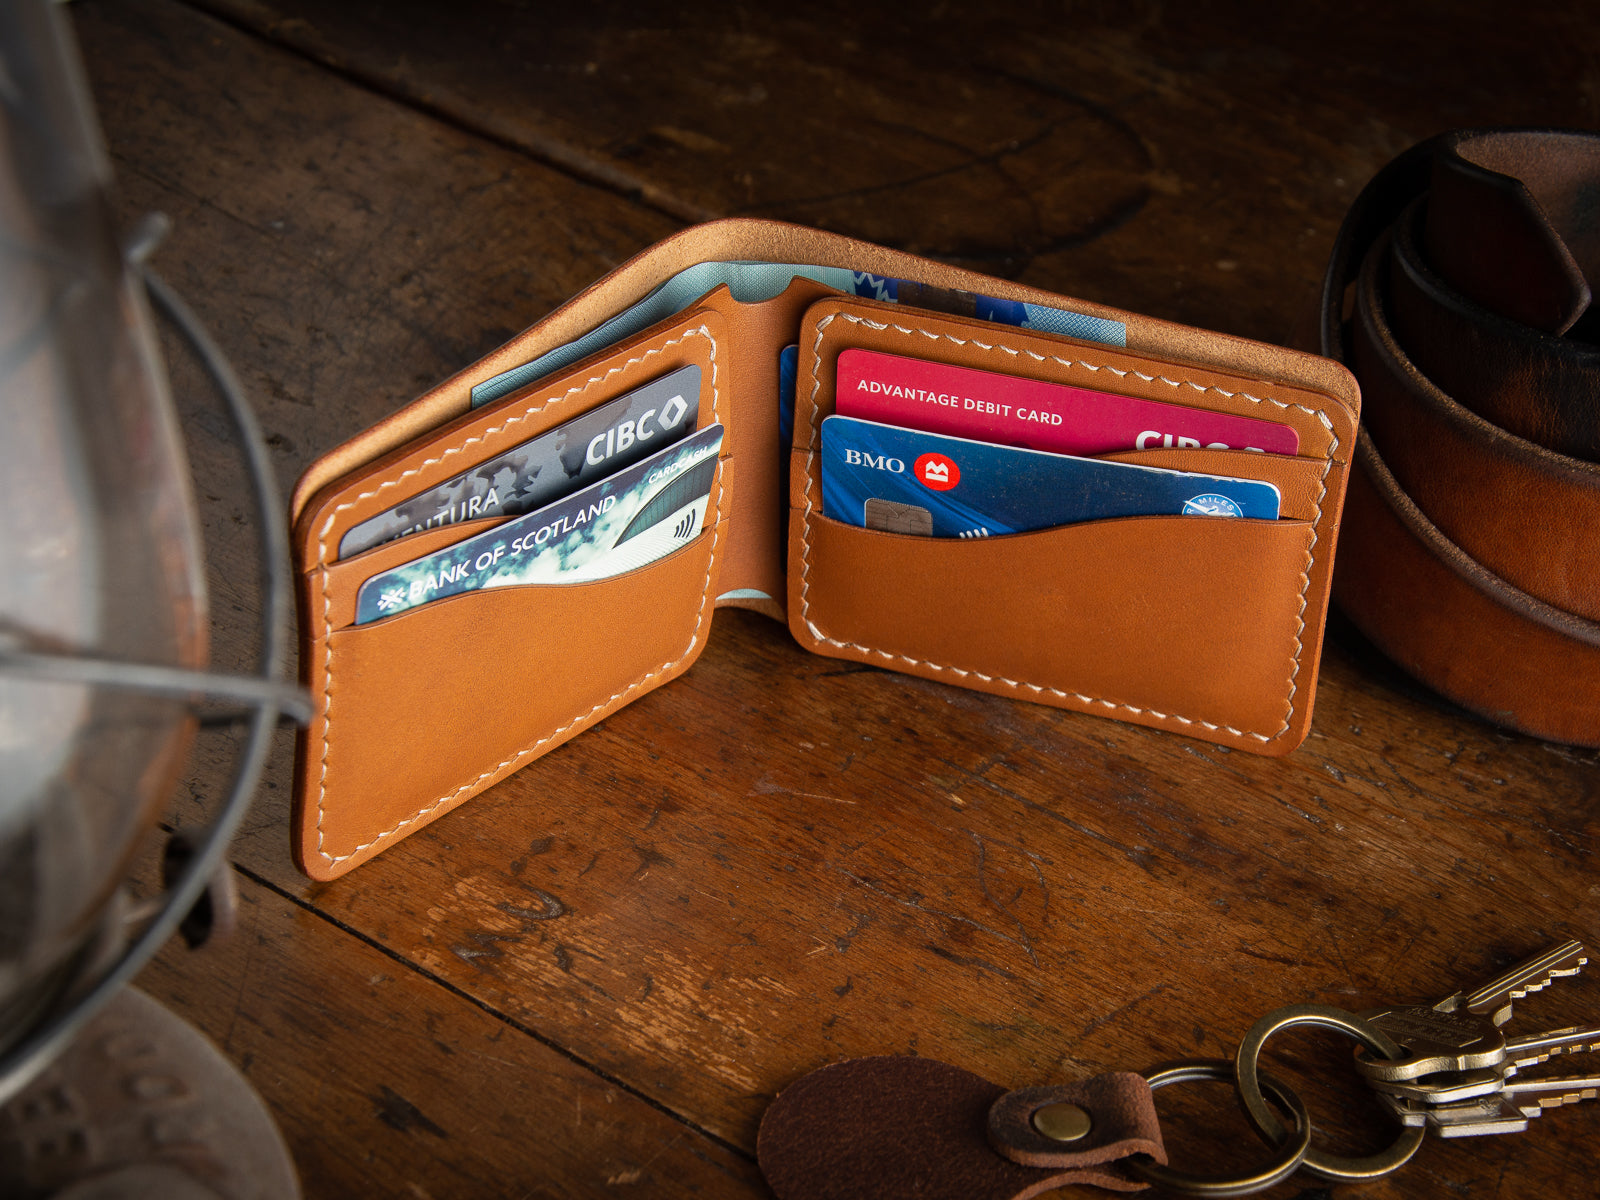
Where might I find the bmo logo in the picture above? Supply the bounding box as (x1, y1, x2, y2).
(914, 452, 960, 491)
(843, 449, 906, 473)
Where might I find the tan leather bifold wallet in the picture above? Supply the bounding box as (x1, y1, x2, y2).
(289, 220, 1360, 880)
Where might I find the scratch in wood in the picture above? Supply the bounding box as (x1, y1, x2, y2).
(749, 775, 857, 804)
(551, 942, 616, 1000)
(970, 831, 1041, 967)
(1324, 923, 1356, 986)
(1542, 742, 1600, 767)
(836, 825, 892, 860)
(639, 1129, 685, 1171)
(967, 752, 1003, 777)
(451, 1046, 524, 1071)
(376, 1085, 447, 1137)
(1276, 797, 1326, 828)
(629, 839, 673, 879)
(222, 898, 262, 1053)
(832, 908, 874, 953)
(553, 941, 605, 970)
(1235, 943, 1307, 968)
(837, 868, 1036, 959)
(968, 1017, 1029, 1035)
(1079, 983, 1167, 1040)
(976, 776, 1161, 872)
(497, 888, 568, 926)
(924, 944, 1016, 980)
(451, 931, 518, 969)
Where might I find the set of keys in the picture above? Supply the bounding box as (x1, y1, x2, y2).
(1355, 939, 1600, 1137)
(758, 938, 1599, 1199)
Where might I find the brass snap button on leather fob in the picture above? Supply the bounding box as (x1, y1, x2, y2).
(1031, 1102, 1093, 1143)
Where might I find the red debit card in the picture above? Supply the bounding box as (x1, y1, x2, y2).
(835, 348, 1300, 457)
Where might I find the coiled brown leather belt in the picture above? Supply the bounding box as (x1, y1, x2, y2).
(1321, 130, 1600, 746)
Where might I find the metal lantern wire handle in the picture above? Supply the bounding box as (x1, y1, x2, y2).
(0, 245, 310, 1104)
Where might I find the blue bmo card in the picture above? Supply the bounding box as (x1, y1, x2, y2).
(778, 343, 799, 448)
(819, 416, 1280, 537)
(356, 423, 724, 623)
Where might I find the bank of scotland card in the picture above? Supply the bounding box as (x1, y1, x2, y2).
(356, 423, 724, 623)
(837, 348, 1299, 457)
(339, 364, 701, 559)
(820, 416, 1279, 537)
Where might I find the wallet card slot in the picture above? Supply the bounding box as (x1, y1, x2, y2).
(316, 434, 731, 633)
(312, 515, 512, 630)
(297, 309, 727, 573)
(297, 519, 728, 879)
(791, 513, 1319, 750)
(793, 297, 1352, 462)
(326, 524, 719, 635)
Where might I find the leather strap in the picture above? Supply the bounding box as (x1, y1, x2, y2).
(1322, 130, 1600, 745)
(1388, 199, 1600, 461)
(1423, 132, 1599, 334)
(756, 1056, 1166, 1199)
(1351, 231, 1600, 620)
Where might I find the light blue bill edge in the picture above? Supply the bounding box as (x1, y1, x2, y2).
(469, 261, 1128, 408)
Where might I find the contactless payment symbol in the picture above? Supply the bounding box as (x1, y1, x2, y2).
(914, 452, 960, 491)
(1182, 493, 1245, 517)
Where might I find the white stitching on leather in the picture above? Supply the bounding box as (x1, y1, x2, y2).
(311, 327, 723, 866)
(797, 311, 1337, 745)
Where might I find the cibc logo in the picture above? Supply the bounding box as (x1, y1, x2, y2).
(914, 452, 960, 491)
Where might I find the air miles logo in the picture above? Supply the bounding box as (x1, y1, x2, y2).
(914, 452, 960, 491)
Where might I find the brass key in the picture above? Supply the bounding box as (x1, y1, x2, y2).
(1355, 941, 1588, 1083)
(1369, 1023, 1600, 1118)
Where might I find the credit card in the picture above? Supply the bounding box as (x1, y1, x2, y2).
(820, 416, 1280, 538)
(470, 261, 1127, 407)
(340, 364, 701, 559)
(836, 348, 1300, 457)
(355, 423, 724, 624)
(778, 343, 799, 448)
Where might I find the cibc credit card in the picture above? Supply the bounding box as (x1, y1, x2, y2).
(339, 364, 701, 559)
(836, 348, 1299, 457)
(355, 423, 724, 623)
(820, 416, 1280, 538)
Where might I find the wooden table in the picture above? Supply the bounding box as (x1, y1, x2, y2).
(73, 1, 1600, 1195)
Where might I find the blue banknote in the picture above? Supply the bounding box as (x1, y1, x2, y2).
(471, 261, 1126, 408)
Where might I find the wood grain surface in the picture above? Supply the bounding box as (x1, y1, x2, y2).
(66, 0, 1600, 1196)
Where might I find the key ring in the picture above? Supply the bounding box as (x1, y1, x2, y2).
(1234, 1003, 1426, 1181)
(1122, 1059, 1312, 1197)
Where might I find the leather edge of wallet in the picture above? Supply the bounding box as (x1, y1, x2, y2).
(289, 218, 1360, 525)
